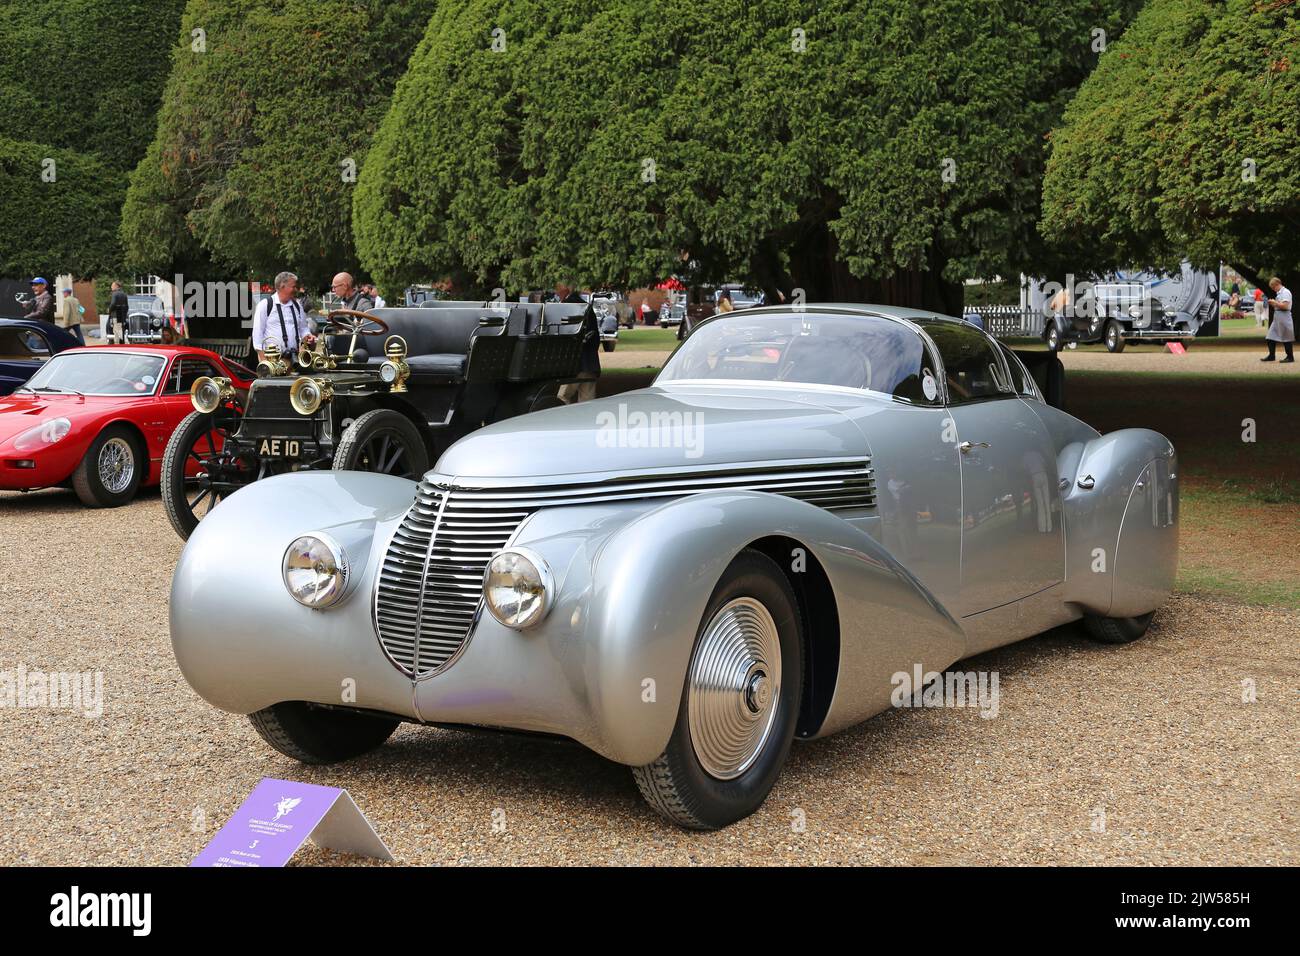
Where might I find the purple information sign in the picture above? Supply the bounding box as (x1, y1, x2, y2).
(191, 778, 393, 867)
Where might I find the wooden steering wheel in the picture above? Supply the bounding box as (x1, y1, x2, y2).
(321, 309, 389, 337)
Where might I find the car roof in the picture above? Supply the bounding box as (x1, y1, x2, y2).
(735, 302, 965, 325)
(54, 344, 224, 361)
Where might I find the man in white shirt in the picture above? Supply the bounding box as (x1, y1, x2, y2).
(365, 283, 387, 309)
(1262, 276, 1294, 363)
(252, 271, 314, 362)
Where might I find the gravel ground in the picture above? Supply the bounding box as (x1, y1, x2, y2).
(1, 486, 1295, 866)
(600, 348, 672, 370)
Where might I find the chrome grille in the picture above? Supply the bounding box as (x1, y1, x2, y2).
(240, 382, 315, 438)
(374, 458, 873, 679)
(375, 484, 528, 678)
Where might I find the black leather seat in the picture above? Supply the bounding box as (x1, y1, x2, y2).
(326, 307, 494, 378)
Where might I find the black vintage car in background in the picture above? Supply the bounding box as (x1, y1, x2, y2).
(160, 300, 593, 538)
(1044, 282, 1201, 353)
(122, 294, 171, 343)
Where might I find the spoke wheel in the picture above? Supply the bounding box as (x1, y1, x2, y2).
(332, 408, 429, 480)
(98, 438, 135, 494)
(162, 410, 248, 540)
(73, 425, 144, 508)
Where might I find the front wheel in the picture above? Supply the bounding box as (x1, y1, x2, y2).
(72, 425, 144, 507)
(602, 340, 616, 352)
(332, 408, 429, 479)
(1082, 611, 1154, 644)
(632, 549, 803, 830)
(1104, 320, 1126, 353)
(162, 409, 247, 540)
(249, 702, 398, 764)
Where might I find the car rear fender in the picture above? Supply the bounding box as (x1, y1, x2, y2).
(1061, 429, 1178, 616)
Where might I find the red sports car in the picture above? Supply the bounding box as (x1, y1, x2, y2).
(0, 345, 252, 507)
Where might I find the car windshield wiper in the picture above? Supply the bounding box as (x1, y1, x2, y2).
(29, 385, 85, 397)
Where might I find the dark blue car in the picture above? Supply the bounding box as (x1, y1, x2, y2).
(0, 318, 83, 395)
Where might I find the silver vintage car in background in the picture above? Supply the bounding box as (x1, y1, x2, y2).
(170, 304, 1179, 829)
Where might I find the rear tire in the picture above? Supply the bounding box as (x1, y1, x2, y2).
(602, 341, 616, 352)
(1082, 612, 1154, 644)
(248, 702, 398, 764)
(332, 408, 429, 479)
(72, 425, 143, 507)
(632, 549, 803, 830)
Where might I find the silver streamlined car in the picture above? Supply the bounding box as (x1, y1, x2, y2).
(170, 304, 1179, 830)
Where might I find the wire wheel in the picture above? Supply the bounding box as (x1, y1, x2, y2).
(687, 596, 782, 780)
(98, 437, 135, 494)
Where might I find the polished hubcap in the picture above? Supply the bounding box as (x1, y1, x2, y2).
(98, 438, 134, 494)
(688, 596, 782, 780)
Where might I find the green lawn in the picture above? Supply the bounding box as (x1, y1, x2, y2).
(1067, 370, 1300, 609)
(616, 326, 680, 351)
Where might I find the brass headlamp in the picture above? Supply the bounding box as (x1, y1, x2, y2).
(379, 335, 410, 393)
(257, 342, 291, 378)
(288, 376, 334, 415)
(190, 376, 234, 414)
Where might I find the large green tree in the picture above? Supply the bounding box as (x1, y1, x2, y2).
(0, 138, 125, 277)
(354, 0, 1140, 309)
(0, 0, 186, 276)
(1041, 0, 1300, 291)
(120, 0, 438, 287)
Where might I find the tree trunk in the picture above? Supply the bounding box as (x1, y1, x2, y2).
(778, 220, 962, 314)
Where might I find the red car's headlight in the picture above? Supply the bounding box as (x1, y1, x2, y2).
(10, 417, 72, 453)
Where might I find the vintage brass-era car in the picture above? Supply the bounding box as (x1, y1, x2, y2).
(171, 304, 1179, 829)
(160, 302, 591, 538)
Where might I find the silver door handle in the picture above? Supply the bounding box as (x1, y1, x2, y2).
(958, 441, 991, 454)
(1077, 475, 1096, 490)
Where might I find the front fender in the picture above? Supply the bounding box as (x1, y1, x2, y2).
(169, 471, 420, 717)
(581, 491, 966, 765)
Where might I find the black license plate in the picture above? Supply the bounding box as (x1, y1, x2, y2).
(257, 438, 305, 459)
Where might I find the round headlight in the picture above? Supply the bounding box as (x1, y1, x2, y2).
(483, 548, 553, 629)
(11, 417, 72, 453)
(190, 376, 227, 414)
(282, 534, 349, 608)
(378, 361, 399, 384)
(1127, 305, 1143, 319)
(288, 376, 330, 415)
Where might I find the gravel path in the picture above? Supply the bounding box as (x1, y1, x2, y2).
(2, 487, 1294, 865)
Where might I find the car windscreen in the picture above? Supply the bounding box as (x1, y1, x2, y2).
(128, 296, 162, 312)
(19, 352, 166, 396)
(657, 313, 931, 402)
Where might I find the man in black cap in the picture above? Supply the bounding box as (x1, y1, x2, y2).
(22, 278, 55, 325)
